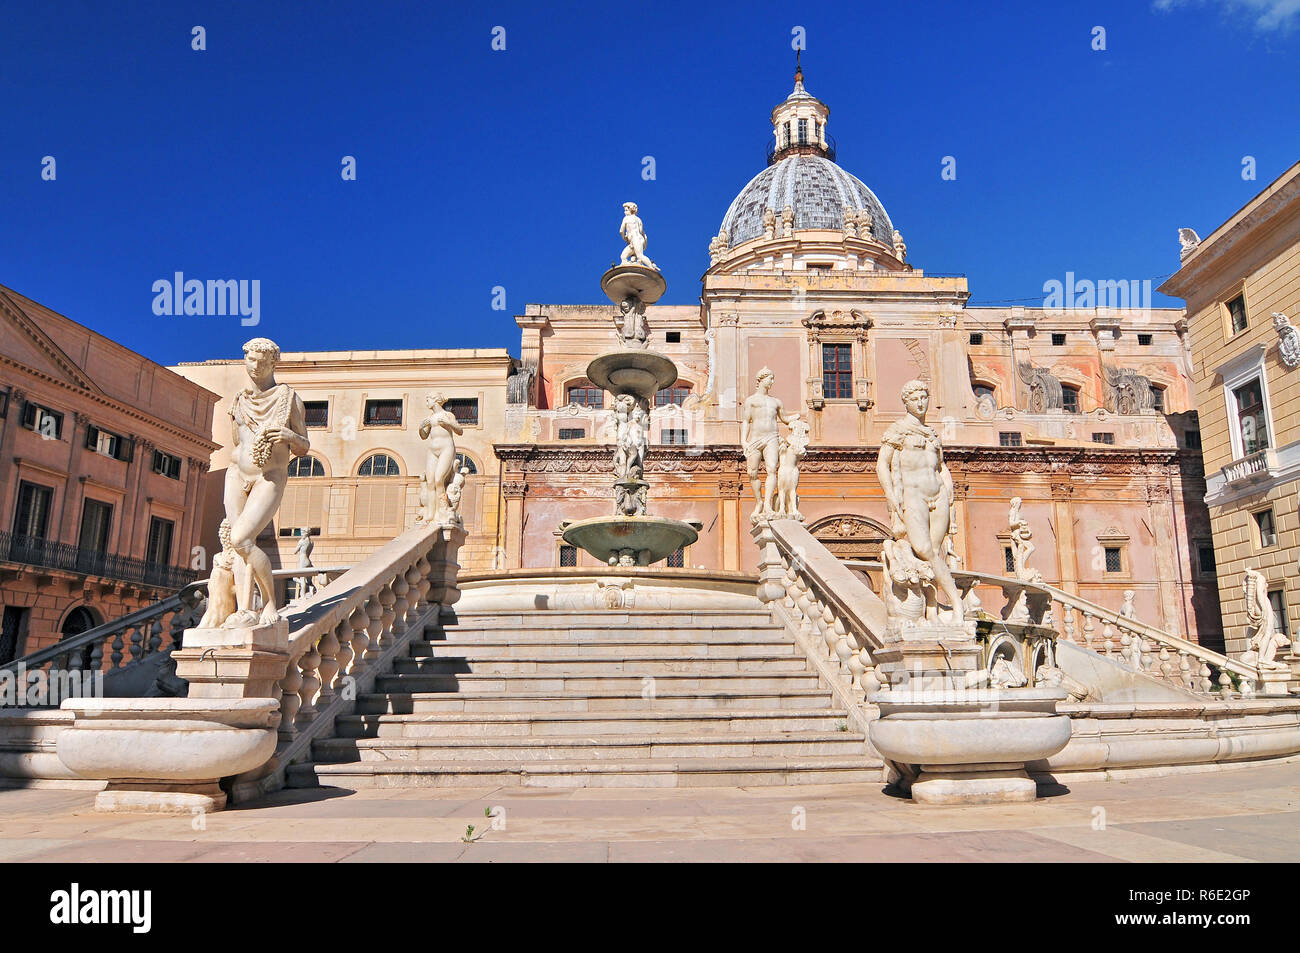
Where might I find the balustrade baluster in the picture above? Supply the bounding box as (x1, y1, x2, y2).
(1177, 651, 1193, 691)
(316, 623, 342, 709)
(1062, 605, 1076, 643)
(1199, 662, 1213, 693)
(364, 595, 385, 663)
(377, 583, 397, 648)
(391, 573, 410, 637)
(821, 605, 837, 660)
(89, 639, 104, 675)
(404, 563, 423, 623)
(147, 619, 163, 656)
(110, 631, 124, 669)
(1218, 669, 1234, 695)
(1081, 613, 1096, 648)
(413, 555, 432, 608)
(128, 625, 143, 663)
(1158, 646, 1173, 681)
(296, 639, 322, 726)
(278, 664, 303, 739)
(348, 604, 371, 676)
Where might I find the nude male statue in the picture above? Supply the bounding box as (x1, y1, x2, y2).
(619, 202, 656, 269)
(741, 367, 794, 523)
(876, 379, 964, 624)
(219, 337, 310, 626)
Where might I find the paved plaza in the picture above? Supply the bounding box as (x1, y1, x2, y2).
(1, 760, 1296, 863)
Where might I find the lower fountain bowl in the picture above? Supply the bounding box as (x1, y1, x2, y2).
(562, 515, 699, 566)
(587, 351, 678, 402)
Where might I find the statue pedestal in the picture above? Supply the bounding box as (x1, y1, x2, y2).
(175, 620, 291, 700)
(873, 620, 982, 691)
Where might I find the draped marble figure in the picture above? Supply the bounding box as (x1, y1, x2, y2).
(417, 393, 464, 525)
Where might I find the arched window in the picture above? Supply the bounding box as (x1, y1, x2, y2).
(358, 453, 401, 477)
(1061, 384, 1080, 414)
(566, 380, 604, 409)
(654, 383, 692, 407)
(973, 383, 995, 402)
(287, 455, 326, 477)
(454, 452, 478, 474)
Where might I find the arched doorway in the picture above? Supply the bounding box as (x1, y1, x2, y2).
(807, 514, 891, 591)
(59, 606, 100, 670)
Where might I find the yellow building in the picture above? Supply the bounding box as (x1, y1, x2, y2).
(1160, 161, 1300, 661)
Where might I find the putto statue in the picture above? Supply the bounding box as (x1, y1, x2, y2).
(1119, 589, 1137, 620)
(416, 393, 465, 525)
(619, 202, 656, 270)
(741, 367, 802, 523)
(1007, 497, 1042, 582)
(876, 379, 964, 625)
(202, 337, 310, 629)
(1241, 566, 1290, 671)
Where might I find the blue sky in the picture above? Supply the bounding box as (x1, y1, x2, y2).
(2, 0, 1297, 366)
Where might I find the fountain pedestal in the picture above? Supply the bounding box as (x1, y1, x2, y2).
(561, 249, 697, 567)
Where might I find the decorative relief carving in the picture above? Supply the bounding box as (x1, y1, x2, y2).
(1017, 362, 1064, 413)
(1273, 312, 1300, 369)
(1102, 365, 1157, 415)
(501, 481, 529, 499)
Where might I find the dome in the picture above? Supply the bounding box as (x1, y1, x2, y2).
(719, 154, 894, 249)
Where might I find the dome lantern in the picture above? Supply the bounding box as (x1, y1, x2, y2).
(768, 59, 832, 165)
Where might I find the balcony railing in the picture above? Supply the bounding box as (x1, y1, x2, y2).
(767, 133, 836, 166)
(1220, 448, 1276, 486)
(0, 531, 198, 590)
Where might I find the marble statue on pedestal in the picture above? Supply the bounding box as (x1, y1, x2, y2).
(742, 367, 800, 523)
(876, 379, 964, 625)
(200, 338, 310, 629)
(1241, 566, 1290, 670)
(611, 394, 650, 517)
(1119, 589, 1137, 620)
(416, 393, 464, 525)
(1007, 497, 1042, 582)
(619, 202, 656, 269)
(293, 529, 315, 599)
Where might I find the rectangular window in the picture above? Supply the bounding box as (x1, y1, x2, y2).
(79, 499, 113, 553)
(1184, 429, 1202, 450)
(1269, 590, 1289, 638)
(1062, 387, 1079, 414)
(20, 402, 63, 440)
(1104, 547, 1123, 574)
(1004, 546, 1015, 575)
(999, 431, 1022, 447)
(666, 547, 685, 568)
(1092, 432, 1115, 445)
(1255, 509, 1277, 548)
(1233, 378, 1268, 455)
(86, 425, 129, 460)
(303, 401, 329, 428)
(1197, 544, 1216, 575)
(969, 333, 984, 346)
(797, 119, 808, 143)
(783, 121, 791, 147)
(152, 449, 182, 480)
(0, 607, 29, 666)
(363, 399, 403, 426)
(567, 383, 604, 409)
(13, 481, 53, 539)
(1138, 333, 1153, 346)
(1051, 333, 1066, 346)
(662, 429, 689, 445)
(145, 517, 174, 566)
(559, 545, 577, 568)
(1150, 387, 1164, 413)
(1227, 294, 1248, 334)
(665, 331, 681, 344)
(443, 398, 479, 426)
(822, 343, 853, 399)
(557, 428, 585, 440)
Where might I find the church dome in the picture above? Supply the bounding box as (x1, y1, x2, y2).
(719, 154, 894, 249)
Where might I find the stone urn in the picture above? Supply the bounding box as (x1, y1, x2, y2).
(869, 687, 1071, 805)
(58, 697, 280, 813)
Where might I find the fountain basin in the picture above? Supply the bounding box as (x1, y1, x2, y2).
(562, 515, 699, 566)
(600, 264, 665, 305)
(587, 350, 677, 402)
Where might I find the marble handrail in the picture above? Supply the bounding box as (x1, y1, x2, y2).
(952, 569, 1265, 696)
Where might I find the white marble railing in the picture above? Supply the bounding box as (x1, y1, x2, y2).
(1220, 448, 1276, 486)
(950, 570, 1265, 697)
(229, 521, 466, 801)
(753, 520, 889, 732)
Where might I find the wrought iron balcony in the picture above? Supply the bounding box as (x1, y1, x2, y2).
(0, 531, 199, 590)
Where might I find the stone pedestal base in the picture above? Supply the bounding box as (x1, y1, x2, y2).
(1257, 667, 1292, 696)
(910, 765, 1038, 805)
(94, 780, 227, 814)
(175, 620, 290, 699)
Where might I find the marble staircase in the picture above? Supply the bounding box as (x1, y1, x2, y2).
(287, 607, 883, 789)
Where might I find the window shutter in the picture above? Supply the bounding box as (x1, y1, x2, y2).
(85, 424, 98, 450)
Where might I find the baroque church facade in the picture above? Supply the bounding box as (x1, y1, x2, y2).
(175, 70, 1223, 648)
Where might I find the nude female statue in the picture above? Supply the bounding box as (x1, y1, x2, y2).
(417, 393, 464, 523)
(876, 379, 964, 624)
(214, 337, 310, 627)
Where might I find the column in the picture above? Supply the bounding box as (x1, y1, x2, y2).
(502, 481, 527, 569)
(58, 412, 90, 544)
(1146, 480, 1183, 633)
(122, 438, 155, 560)
(718, 479, 743, 571)
(1051, 479, 1078, 595)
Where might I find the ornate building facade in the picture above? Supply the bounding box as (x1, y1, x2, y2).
(1161, 160, 1300, 659)
(0, 284, 220, 660)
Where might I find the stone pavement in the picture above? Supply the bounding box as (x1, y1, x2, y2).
(1, 761, 1298, 862)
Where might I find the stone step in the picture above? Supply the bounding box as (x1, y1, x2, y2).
(390, 654, 811, 676)
(445, 610, 775, 630)
(426, 625, 786, 643)
(334, 708, 855, 739)
(357, 687, 838, 714)
(373, 671, 825, 694)
(411, 637, 797, 657)
(286, 754, 885, 789)
(312, 731, 868, 763)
